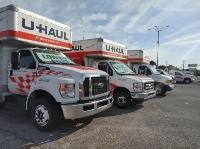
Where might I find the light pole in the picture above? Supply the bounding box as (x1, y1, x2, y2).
(148, 25, 169, 68)
(183, 60, 186, 71)
(83, 30, 85, 40)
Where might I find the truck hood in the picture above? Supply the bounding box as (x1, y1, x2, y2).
(42, 64, 108, 78)
(123, 75, 154, 83)
(152, 74, 173, 84)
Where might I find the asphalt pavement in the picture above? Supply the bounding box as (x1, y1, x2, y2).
(0, 83, 200, 149)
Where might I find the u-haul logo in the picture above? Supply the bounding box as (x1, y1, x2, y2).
(105, 44, 124, 54)
(22, 18, 69, 41)
(72, 45, 83, 51)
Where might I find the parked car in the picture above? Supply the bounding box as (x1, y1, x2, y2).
(169, 71, 195, 84)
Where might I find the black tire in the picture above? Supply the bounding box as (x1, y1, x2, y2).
(133, 98, 144, 105)
(30, 97, 61, 131)
(114, 91, 130, 108)
(184, 78, 191, 84)
(155, 84, 166, 96)
(0, 102, 5, 108)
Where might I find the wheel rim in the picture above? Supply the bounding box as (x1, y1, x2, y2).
(156, 86, 162, 95)
(34, 105, 49, 127)
(117, 95, 126, 105)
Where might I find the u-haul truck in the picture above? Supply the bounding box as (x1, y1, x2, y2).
(66, 38, 156, 108)
(127, 50, 150, 69)
(127, 50, 174, 96)
(0, 5, 112, 131)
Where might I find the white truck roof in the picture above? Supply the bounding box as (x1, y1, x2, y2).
(71, 38, 127, 60)
(127, 50, 150, 64)
(0, 4, 72, 50)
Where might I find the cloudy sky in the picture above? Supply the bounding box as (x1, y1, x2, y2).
(1, 0, 200, 68)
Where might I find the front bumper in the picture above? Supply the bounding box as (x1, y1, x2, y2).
(61, 96, 113, 119)
(165, 84, 174, 91)
(131, 90, 156, 100)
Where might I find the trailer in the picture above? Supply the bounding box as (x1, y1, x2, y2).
(0, 5, 112, 131)
(66, 38, 156, 108)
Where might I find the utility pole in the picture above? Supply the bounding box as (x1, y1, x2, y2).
(83, 30, 85, 40)
(148, 25, 169, 69)
(183, 60, 186, 71)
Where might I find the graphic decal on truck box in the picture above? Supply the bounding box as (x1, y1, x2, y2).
(9, 70, 71, 94)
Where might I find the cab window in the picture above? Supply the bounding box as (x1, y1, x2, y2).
(138, 66, 146, 75)
(175, 72, 183, 76)
(98, 62, 113, 76)
(19, 50, 36, 69)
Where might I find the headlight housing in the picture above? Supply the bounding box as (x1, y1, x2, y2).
(165, 79, 172, 85)
(133, 82, 143, 92)
(59, 83, 75, 98)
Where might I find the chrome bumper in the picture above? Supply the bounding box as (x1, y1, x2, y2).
(61, 96, 113, 120)
(131, 90, 156, 100)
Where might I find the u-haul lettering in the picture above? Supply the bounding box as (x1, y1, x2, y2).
(72, 45, 83, 51)
(22, 18, 69, 41)
(105, 44, 124, 54)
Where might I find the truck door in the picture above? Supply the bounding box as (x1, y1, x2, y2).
(9, 50, 37, 95)
(98, 62, 116, 91)
(98, 62, 113, 76)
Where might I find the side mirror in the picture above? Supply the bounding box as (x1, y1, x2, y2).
(11, 52, 20, 70)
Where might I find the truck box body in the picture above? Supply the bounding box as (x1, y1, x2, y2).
(0, 4, 72, 50)
(66, 38, 127, 65)
(127, 50, 150, 69)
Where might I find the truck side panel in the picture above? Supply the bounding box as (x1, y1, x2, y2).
(0, 45, 15, 101)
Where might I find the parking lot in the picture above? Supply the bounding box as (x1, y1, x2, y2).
(0, 82, 200, 149)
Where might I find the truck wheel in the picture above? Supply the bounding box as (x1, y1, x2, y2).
(30, 98, 61, 131)
(114, 91, 130, 108)
(184, 78, 191, 84)
(155, 84, 166, 96)
(0, 102, 4, 108)
(133, 99, 144, 105)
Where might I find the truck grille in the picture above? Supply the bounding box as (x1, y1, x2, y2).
(144, 82, 154, 91)
(83, 76, 108, 97)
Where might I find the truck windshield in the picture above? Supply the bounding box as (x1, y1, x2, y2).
(110, 61, 134, 75)
(149, 66, 160, 75)
(33, 49, 75, 65)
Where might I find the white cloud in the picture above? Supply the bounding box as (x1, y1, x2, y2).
(153, 0, 200, 12)
(82, 13, 108, 22)
(124, 0, 157, 33)
(162, 33, 200, 46)
(165, 21, 200, 39)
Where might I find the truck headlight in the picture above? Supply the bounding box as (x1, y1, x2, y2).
(165, 79, 171, 85)
(59, 83, 75, 98)
(133, 82, 143, 92)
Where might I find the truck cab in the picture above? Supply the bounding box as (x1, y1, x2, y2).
(132, 64, 174, 96)
(6, 48, 112, 131)
(92, 60, 156, 107)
